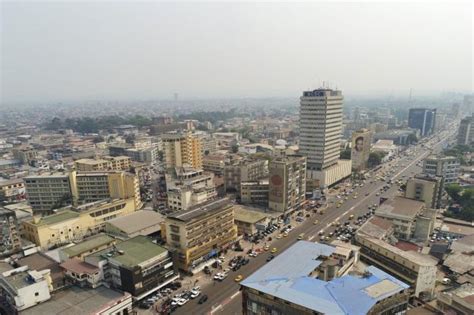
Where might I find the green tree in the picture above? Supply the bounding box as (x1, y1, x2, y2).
(231, 144, 239, 153)
(407, 133, 418, 144)
(368, 152, 386, 168)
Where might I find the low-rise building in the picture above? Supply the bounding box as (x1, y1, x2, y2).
(354, 234, 438, 297)
(85, 235, 177, 298)
(202, 154, 225, 174)
(240, 179, 269, 206)
(372, 139, 398, 162)
(74, 156, 131, 172)
(233, 206, 270, 236)
(374, 197, 435, 241)
(0, 266, 51, 312)
(105, 210, 163, 239)
(241, 241, 410, 315)
(0, 178, 25, 202)
(405, 175, 443, 209)
(59, 233, 117, 262)
(163, 198, 238, 273)
(22, 198, 137, 250)
(20, 285, 133, 315)
(437, 283, 474, 315)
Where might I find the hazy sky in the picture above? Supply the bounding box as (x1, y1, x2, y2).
(1, 1, 472, 104)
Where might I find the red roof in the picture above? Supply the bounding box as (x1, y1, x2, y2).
(60, 258, 99, 274)
(395, 241, 421, 252)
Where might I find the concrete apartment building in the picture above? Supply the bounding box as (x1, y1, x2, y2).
(268, 156, 306, 213)
(423, 155, 460, 185)
(74, 156, 131, 172)
(163, 198, 238, 273)
(241, 241, 410, 315)
(161, 131, 203, 169)
(457, 114, 474, 145)
(299, 89, 351, 189)
(0, 266, 51, 312)
(233, 206, 270, 236)
(354, 235, 438, 297)
(22, 198, 137, 249)
(24, 170, 142, 214)
(224, 158, 269, 193)
(0, 208, 22, 257)
(83, 236, 177, 298)
(405, 174, 443, 209)
(437, 283, 474, 315)
(202, 154, 225, 174)
(374, 197, 435, 241)
(58, 233, 117, 262)
(240, 179, 269, 206)
(0, 178, 25, 202)
(166, 167, 217, 211)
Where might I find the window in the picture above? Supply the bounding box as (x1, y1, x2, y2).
(35, 292, 39, 296)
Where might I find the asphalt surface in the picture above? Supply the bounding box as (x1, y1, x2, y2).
(171, 129, 455, 315)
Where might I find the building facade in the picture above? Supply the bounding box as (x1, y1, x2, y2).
(240, 179, 269, 206)
(74, 156, 131, 172)
(165, 167, 217, 211)
(299, 89, 343, 171)
(161, 132, 203, 169)
(224, 159, 269, 193)
(22, 198, 137, 249)
(408, 108, 437, 137)
(163, 198, 238, 273)
(457, 114, 474, 145)
(24, 171, 142, 215)
(405, 175, 443, 209)
(268, 156, 306, 213)
(0, 208, 22, 257)
(423, 155, 460, 185)
(354, 235, 437, 297)
(351, 128, 373, 172)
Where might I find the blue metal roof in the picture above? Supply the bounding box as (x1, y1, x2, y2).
(241, 241, 409, 315)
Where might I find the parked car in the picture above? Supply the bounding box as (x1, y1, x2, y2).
(198, 295, 208, 304)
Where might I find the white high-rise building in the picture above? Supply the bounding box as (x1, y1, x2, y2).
(300, 89, 343, 171)
(299, 89, 351, 189)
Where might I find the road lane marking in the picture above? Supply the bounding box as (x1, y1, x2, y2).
(230, 291, 240, 300)
(210, 305, 223, 314)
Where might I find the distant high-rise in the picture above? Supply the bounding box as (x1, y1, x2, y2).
(299, 88, 351, 189)
(299, 89, 343, 171)
(457, 114, 474, 145)
(408, 108, 437, 137)
(464, 94, 473, 114)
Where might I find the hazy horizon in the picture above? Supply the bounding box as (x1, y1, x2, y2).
(1, 1, 473, 104)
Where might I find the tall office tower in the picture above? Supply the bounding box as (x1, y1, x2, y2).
(452, 103, 461, 119)
(457, 114, 474, 145)
(299, 89, 351, 189)
(408, 108, 437, 137)
(161, 131, 203, 169)
(464, 94, 473, 114)
(300, 89, 343, 171)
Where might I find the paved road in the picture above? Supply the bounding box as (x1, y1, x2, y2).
(171, 129, 455, 315)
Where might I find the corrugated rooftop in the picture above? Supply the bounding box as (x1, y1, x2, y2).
(241, 241, 409, 315)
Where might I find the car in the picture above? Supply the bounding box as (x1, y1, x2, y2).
(249, 251, 258, 257)
(283, 232, 288, 237)
(349, 215, 354, 220)
(264, 245, 270, 251)
(313, 220, 319, 225)
(235, 275, 243, 282)
(139, 301, 152, 309)
(276, 234, 282, 239)
(266, 255, 274, 262)
(318, 230, 324, 236)
(198, 295, 208, 304)
(271, 247, 278, 253)
(190, 290, 200, 299)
